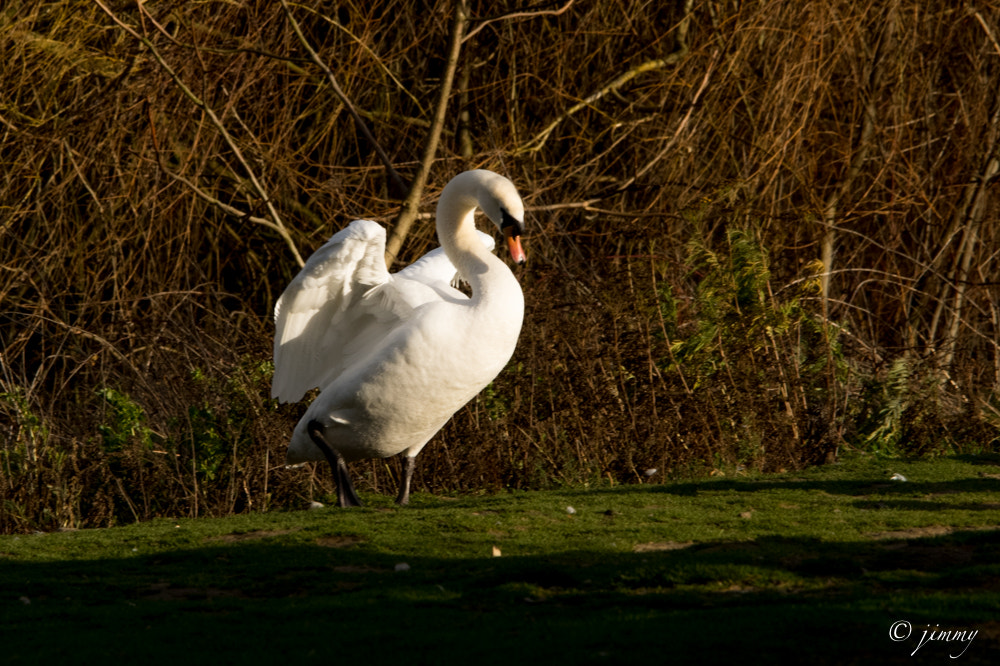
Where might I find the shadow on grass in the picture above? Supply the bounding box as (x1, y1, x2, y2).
(559, 474, 1000, 501)
(3, 528, 998, 665)
(952, 453, 1000, 467)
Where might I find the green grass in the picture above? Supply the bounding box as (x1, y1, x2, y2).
(2, 453, 999, 664)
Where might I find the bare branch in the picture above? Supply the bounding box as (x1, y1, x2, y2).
(384, 0, 469, 267)
(516, 0, 694, 155)
(820, 4, 898, 321)
(280, 0, 408, 199)
(612, 50, 719, 193)
(289, 3, 426, 113)
(463, 0, 576, 43)
(94, 0, 305, 267)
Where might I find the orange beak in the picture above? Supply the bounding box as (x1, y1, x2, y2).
(504, 226, 526, 265)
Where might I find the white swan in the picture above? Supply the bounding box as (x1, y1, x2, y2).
(272, 170, 526, 506)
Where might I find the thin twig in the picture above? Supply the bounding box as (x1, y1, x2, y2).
(974, 10, 1000, 56)
(63, 141, 104, 213)
(159, 166, 292, 238)
(463, 0, 576, 43)
(518, 58, 682, 155)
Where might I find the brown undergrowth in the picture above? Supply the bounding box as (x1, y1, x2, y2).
(1, 1, 998, 531)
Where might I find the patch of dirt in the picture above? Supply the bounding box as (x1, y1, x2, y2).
(866, 525, 1000, 540)
(868, 525, 953, 540)
(720, 584, 757, 593)
(143, 582, 245, 601)
(856, 525, 1000, 571)
(208, 529, 297, 543)
(633, 541, 695, 552)
(331, 565, 383, 573)
(316, 535, 365, 548)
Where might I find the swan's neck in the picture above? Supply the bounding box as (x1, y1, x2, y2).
(436, 177, 514, 306)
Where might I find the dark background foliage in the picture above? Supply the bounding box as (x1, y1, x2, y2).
(2, 0, 998, 531)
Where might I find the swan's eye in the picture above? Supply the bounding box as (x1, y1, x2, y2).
(500, 208, 524, 235)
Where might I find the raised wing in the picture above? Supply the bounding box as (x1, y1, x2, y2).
(272, 222, 496, 403)
(272, 219, 392, 402)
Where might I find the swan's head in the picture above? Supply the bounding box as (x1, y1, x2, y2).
(475, 171, 527, 266)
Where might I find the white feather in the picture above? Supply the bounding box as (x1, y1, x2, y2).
(272, 221, 496, 403)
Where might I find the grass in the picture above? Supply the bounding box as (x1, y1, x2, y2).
(2, 453, 999, 664)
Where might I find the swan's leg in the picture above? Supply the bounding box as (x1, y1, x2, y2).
(307, 420, 362, 508)
(333, 457, 363, 508)
(395, 455, 416, 505)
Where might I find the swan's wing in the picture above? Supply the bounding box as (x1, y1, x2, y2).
(272, 219, 396, 402)
(272, 225, 496, 403)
